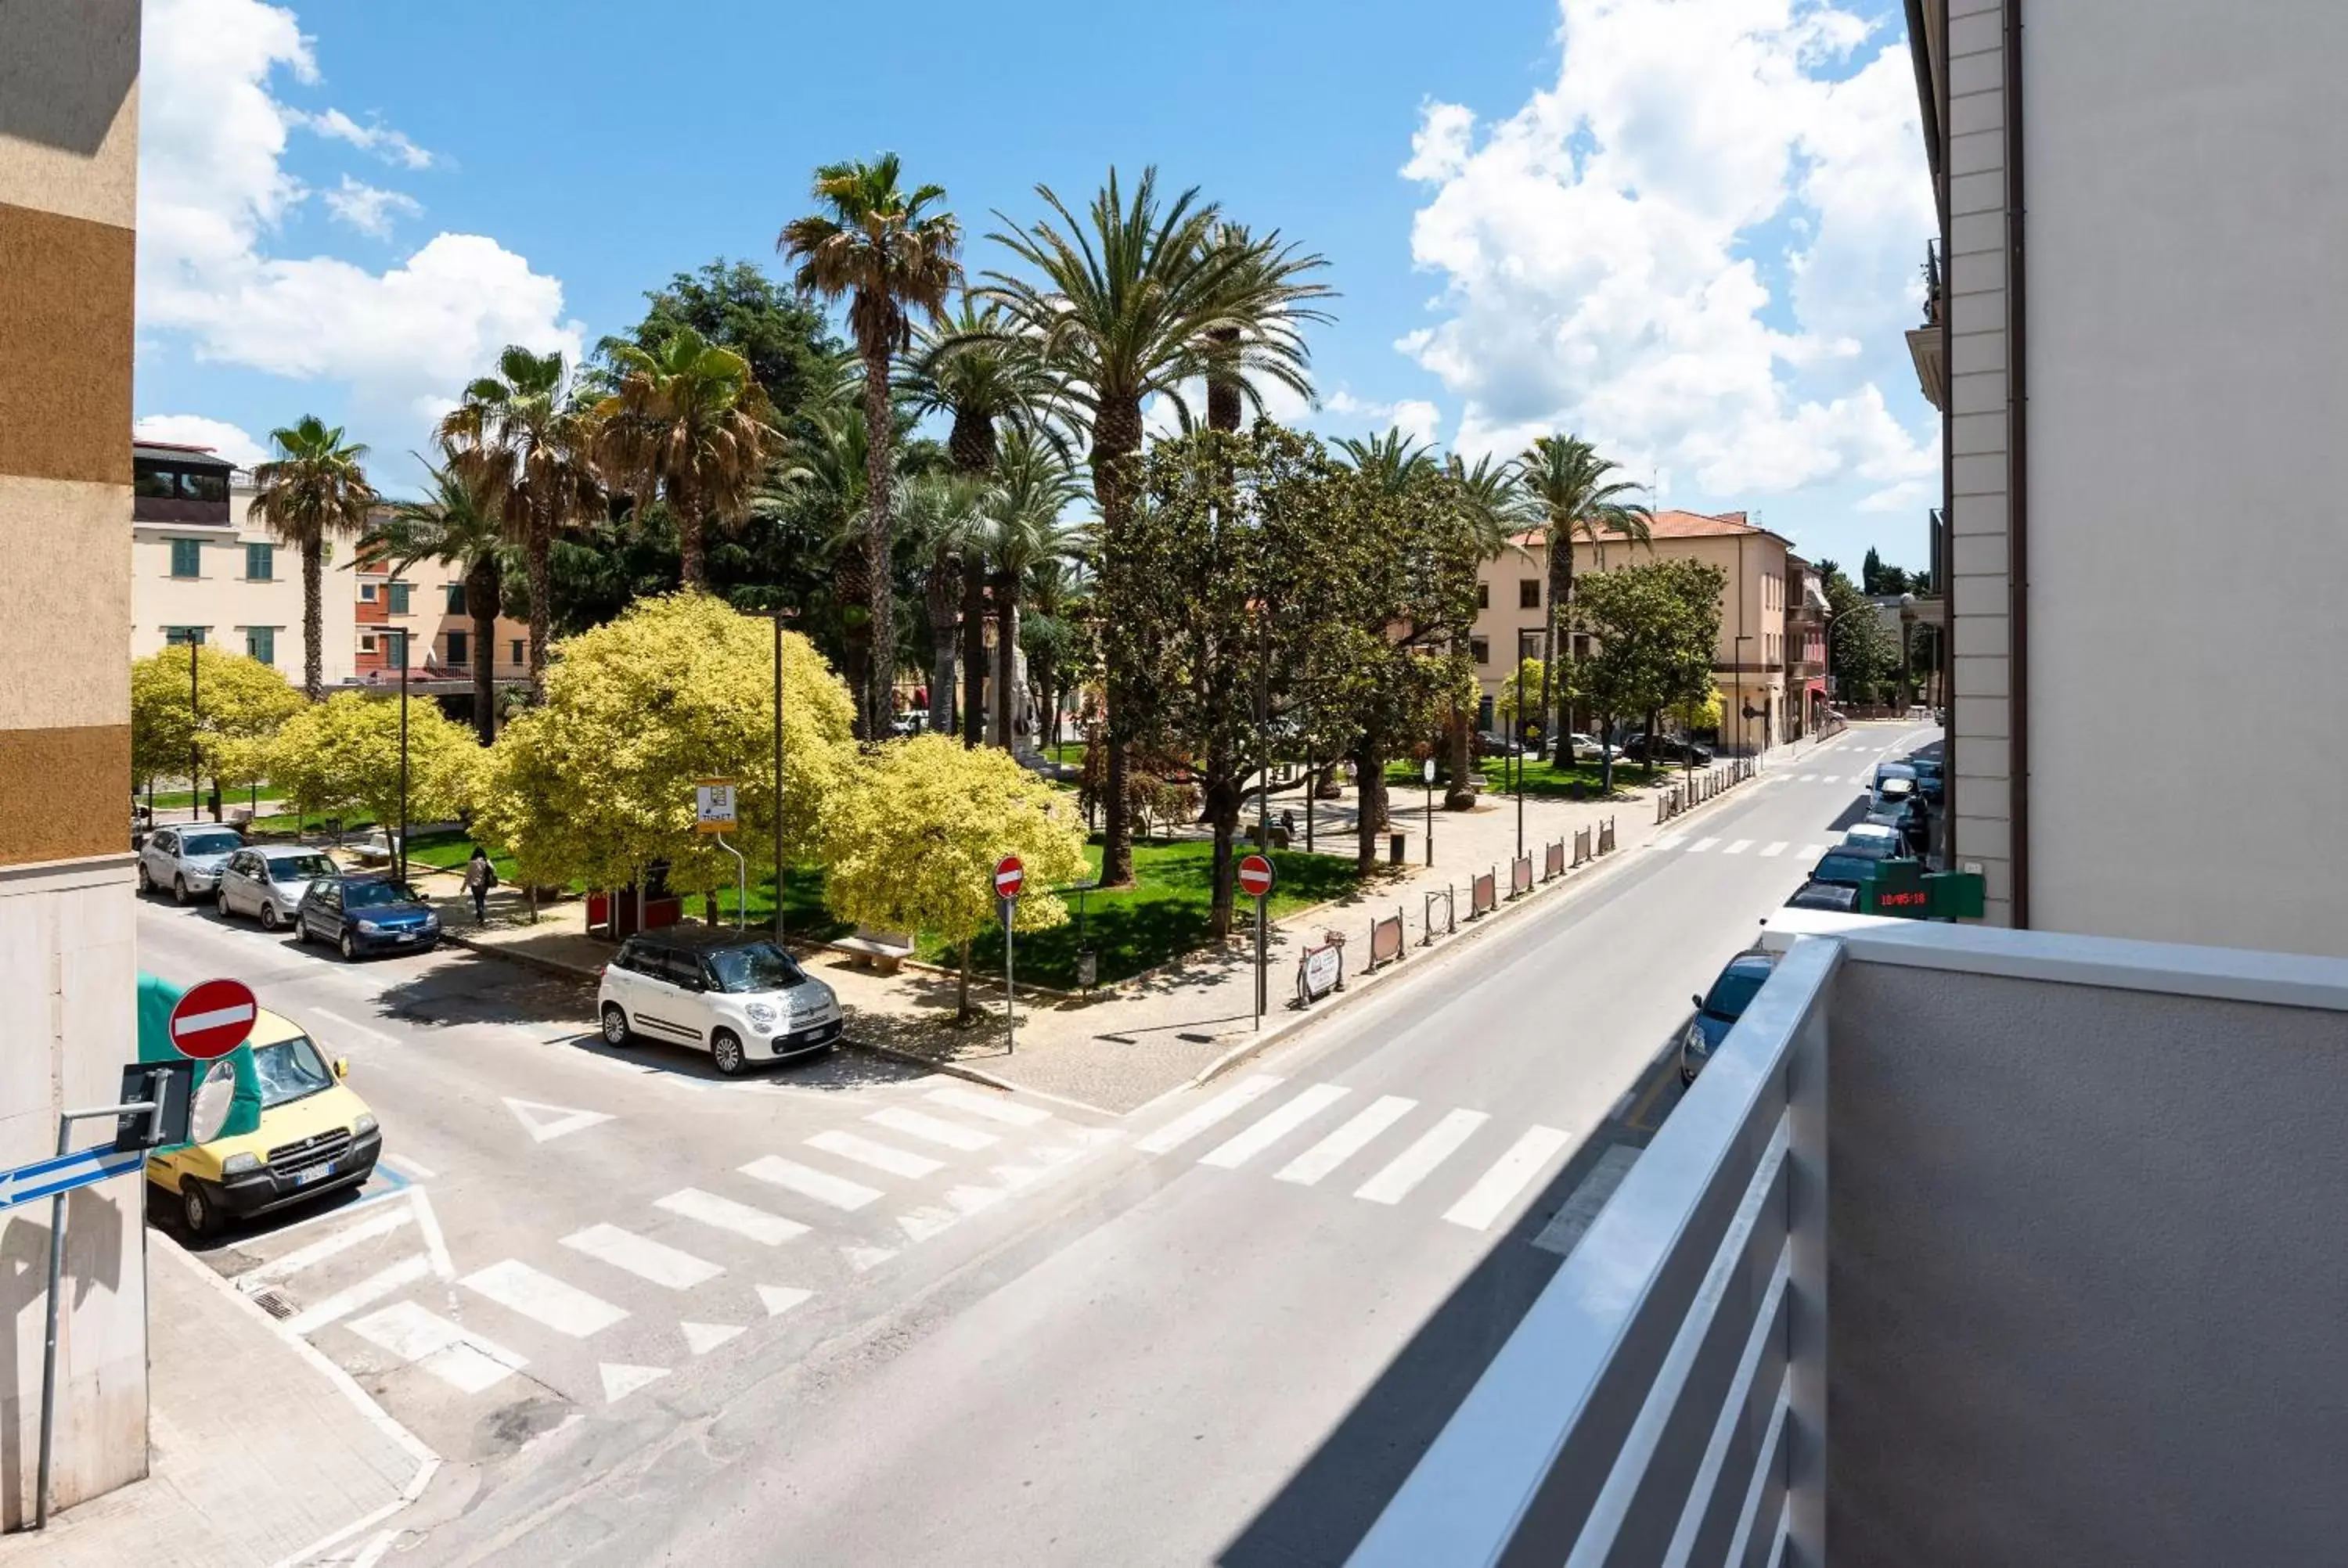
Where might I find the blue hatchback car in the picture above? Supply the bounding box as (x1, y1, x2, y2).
(296, 875, 441, 961)
(1680, 950, 1779, 1083)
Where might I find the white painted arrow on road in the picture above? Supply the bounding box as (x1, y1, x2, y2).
(504, 1096, 614, 1144)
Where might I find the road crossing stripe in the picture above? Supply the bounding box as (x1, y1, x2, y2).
(1760, 842, 1788, 857)
(1797, 774, 1816, 782)
(758, 1285, 812, 1316)
(235, 1205, 416, 1290)
(1137, 1074, 1285, 1155)
(1355, 1109, 1490, 1205)
(1723, 840, 1752, 855)
(741, 1156, 884, 1211)
(1199, 1084, 1352, 1169)
(282, 1253, 432, 1335)
(1442, 1125, 1574, 1232)
(924, 1085, 1052, 1126)
(1276, 1095, 1417, 1186)
(808, 1130, 944, 1179)
(1687, 837, 1720, 853)
(564, 1224, 724, 1289)
(348, 1300, 527, 1394)
(1799, 843, 1825, 858)
(654, 1188, 809, 1246)
(1654, 833, 1687, 850)
(462, 1259, 629, 1336)
(866, 1106, 999, 1152)
(682, 1321, 744, 1355)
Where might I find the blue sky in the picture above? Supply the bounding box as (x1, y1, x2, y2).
(134, 0, 1938, 577)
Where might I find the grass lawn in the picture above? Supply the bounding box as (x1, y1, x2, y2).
(1042, 740, 1087, 768)
(142, 786, 282, 812)
(1385, 755, 1669, 799)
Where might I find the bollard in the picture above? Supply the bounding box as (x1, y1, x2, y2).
(1599, 816, 1617, 855)
(1543, 838, 1566, 881)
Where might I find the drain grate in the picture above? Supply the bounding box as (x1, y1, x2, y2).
(251, 1288, 298, 1321)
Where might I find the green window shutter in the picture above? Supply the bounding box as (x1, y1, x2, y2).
(446, 582, 466, 615)
(245, 542, 274, 580)
(388, 581, 411, 614)
(445, 630, 469, 667)
(165, 626, 207, 647)
(245, 627, 275, 664)
(170, 538, 202, 577)
(510, 638, 523, 665)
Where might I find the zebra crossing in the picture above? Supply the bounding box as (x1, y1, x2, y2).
(1652, 833, 1828, 859)
(231, 1080, 1123, 1410)
(1137, 1074, 1578, 1235)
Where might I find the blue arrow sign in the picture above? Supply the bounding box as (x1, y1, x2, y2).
(0, 1148, 145, 1212)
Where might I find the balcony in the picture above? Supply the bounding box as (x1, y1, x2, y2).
(1354, 913, 2348, 1566)
(1907, 239, 1946, 412)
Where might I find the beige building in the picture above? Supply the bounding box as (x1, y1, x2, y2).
(1467, 509, 1806, 753)
(0, 0, 148, 1527)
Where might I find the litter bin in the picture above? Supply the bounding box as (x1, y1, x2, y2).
(1076, 950, 1097, 991)
(1388, 832, 1406, 864)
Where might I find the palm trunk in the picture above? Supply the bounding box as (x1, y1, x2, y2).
(302, 540, 325, 701)
(1205, 768, 1241, 940)
(679, 498, 708, 592)
(470, 556, 499, 743)
(960, 561, 987, 747)
(862, 347, 897, 739)
(527, 503, 553, 703)
(1092, 395, 1144, 887)
(1543, 534, 1572, 762)
(992, 573, 1017, 752)
(1353, 730, 1387, 876)
(924, 548, 959, 735)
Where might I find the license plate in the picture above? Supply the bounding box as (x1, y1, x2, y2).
(292, 1160, 335, 1188)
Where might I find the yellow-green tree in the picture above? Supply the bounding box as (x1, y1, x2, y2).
(131, 646, 304, 814)
(821, 733, 1088, 1017)
(1492, 656, 1550, 730)
(268, 692, 483, 856)
(471, 592, 855, 903)
(1675, 681, 1724, 735)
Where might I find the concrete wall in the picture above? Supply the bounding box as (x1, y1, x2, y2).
(1824, 956, 2348, 1564)
(2021, 1, 2348, 957)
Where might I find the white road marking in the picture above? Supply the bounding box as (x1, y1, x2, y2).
(351, 1527, 398, 1568)
(896, 1206, 957, 1243)
(411, 1186, 455, 1281)
(462, 1259, 628, 1336)
(1276, 1095, 1418, 1186)
(600, 1362, 668, 1403)
(283, 1253, 432, 1336)
(866, 1106, 999, 1152)
(924, 1085, 1051, 1126)
(1796, 774, 1816, 782)
(681, 1321, 744, 1355)
(1355, 1109, 1491, 1205)
(1686, 837, 1721, 854)
(741, 1156, 884, 1211)
(380, 1151, 436, 1180)
(654, 1188, 808, 1246)
(945, 1184, 1008, 1217)
(1200, 1083, 1352, 1169)
(1723, 840, 1752, 855)
(1760, 842, 1788, 858)
(757, 1285, 812, 1317)
(841, 1243, 896, 1272)
(807, 1129, 944, 1179)
(1443, 1125, 1575, 1232)
(420, 1343, 522, 1394)
(1653, 833, 1687, 850)
(1799, 843, 1825, 858)
(1138, 1074, 1285, 1155)
(1532, 1145, 1645, 1256)
(502, 1096, 614, 1144)
(562, 1225, 723, 1290)
(312, 1008, 398, 1046)
(233, 1205, 412, 1290)
(347, 1300, 526, 1393)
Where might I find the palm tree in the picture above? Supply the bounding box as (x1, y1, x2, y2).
(895, 470, 991, 735)
(780, 155, 962, 737)
(438, 347, 604, 703)
(1020, 553, 1089, 753)
(362, 452, 510, 741)
(251, 415, 377, 701)
(765, 404, 874, 707)
(1335, 427, 1439, 494)
(981, 167, 1332, 884)
(1442, 451, 1526, 804)
(981, 430, 1088, 752)
(1518, 434, 1652, 761)
(595, 325, 780, 594)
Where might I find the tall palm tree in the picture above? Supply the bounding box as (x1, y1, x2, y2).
(362, 452, 510, 741)
(251, 415, 377, 701)
(1518, 433, 1652, 761)
(981, 167, 1332, 884)
(438, 347, 604, 703)
(981, 430, 1088, 752)
(765, 404, 873, 707)
(1020, 553, 1089, 753)
(895, 470, 991, 735)
(595, 325, 780, 594)
(780, 155, 962, 737)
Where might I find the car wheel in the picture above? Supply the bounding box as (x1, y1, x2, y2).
(340, 932, 359, 962)
(217, 888, 234, 919)
(710, 1029, 750, 1077)
(173, 876, 191, 907)
(135, 861, 153, 895)
(600, 1005, 633, 1047)
(180, 1179, 224, 1239)
(260, 902, 282, 932)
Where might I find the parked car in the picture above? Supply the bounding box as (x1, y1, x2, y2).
(1907, 755, 1946, 804)
(597, 927, 844, 1077)
(1810, 848, 1882, 890)
(1838, 825, 1903, 860)
(145, 1003, 382, 1237)
(1565, 732, 1626, 764)
(1623, 734, 1715, 768)
(137, 823, 247, 905)
(1871, 760, 1918, 791)
(1870, 772, 1919, 815)
(295, 875, 441, 960)
(216, 846, 340, 931)
(1476, 729, 1525, 757)
(1681, 950, 1780, 1083)
(1785, 879, 1860, 913)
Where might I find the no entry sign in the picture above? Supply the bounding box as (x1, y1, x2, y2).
(1237, 854, 1276, 899)
(168, 978, 257, 1061)
(994, 855, 1025, 900)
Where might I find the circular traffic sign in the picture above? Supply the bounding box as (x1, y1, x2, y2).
(1237, 853, 1276, 899)
(168, 978, 258, 1061)
(993, 854, 1025, 900)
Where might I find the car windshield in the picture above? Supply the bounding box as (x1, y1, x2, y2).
(271, 853, 337, 881)
(1838, 836, 1897, 859)
(342, 880, 418, 908)
(1790, 882, 1860, 911)
(1813, 854, 1875, 884)
(181, 831, 241, 856)
(252, 1036, 334, 1109)
(1703, 966, 1771, 1017)
(704, 941, 808, 994)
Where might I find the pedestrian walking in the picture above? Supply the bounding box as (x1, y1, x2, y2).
(463, 845, 498, 923)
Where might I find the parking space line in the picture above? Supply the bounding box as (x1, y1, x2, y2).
(234, 1205, 413, 1290)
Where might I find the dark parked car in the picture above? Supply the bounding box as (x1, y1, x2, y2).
(1809, 849, 1882, 890)
(1476, 730, 1525, 757)
(296, 876, 440, 961)
(1623, 734, 1715, 768)
(1681, 950, 1780, 1082)
(1785, 879, 1861, 912)
(1907, 755, 1946, 804)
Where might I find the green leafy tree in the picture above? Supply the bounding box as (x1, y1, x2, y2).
(821, 734, 1089, 1018)
(131, 646, 304, 814)
(268, 693, 483, 865)
(1518, 433, 1651, 759)
(250, 416, 377, 701)
(1493, 657, 1548, 728)
(981, 166, 1332, 886)
(472, 593, 855, 906)
(600, 260, 842, 445)
(1820, 560, 1898, 702)
(362, 453, 510, 741)
(780, 155, 963, 737)
(1572, 558, 1727, 791)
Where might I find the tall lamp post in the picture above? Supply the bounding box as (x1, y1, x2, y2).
(186, 635, 203, 822)
(393, 621, 411, 888)
(771, 606, 798, 947)
(1734, 633, 1753, 763)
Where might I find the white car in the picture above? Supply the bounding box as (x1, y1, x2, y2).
(216, 845, 341, 930)
(596, 929, 844, 1077)
(1568, 732, 1624, 764)
(137, 823, 247, 905)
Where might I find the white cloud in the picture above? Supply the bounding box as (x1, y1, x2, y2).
(133, 414, 270, 471)
(294, 106, 434, 170)
(1324, 390, 1443, 448)
(137, 0, 580, 435)
(1398, 0, 1939, 504)
(322, 174, 421, 238)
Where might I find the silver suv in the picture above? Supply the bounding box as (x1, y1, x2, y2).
(137, 824, 247, 905)
(217, 846, 341, 930)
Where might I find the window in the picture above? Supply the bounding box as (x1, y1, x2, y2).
(163, 625, 208, 647)
(359, 582, 377, 602)
(1469, 638, 1490, 666)
(244, 541, 274, 580)
(445, 630, 469, 668)
(1518, 579, 1540, 609)
(510, 638, 524, 666)
(169, 538, 202, 578)
(1574, 634, 1591, 660)
(134, 461, 228, 502)
(388, 581, 412, 614)
(1476, 582, 1490, 610)
(245, 627, 275, 664)
(359, 633, 378, 656)
(446, 582, 466, 615)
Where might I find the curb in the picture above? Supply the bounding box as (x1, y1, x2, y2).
(839, 1035, 1117, 1118)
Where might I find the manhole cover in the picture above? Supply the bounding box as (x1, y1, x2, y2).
(251, 1288, 297, 1321)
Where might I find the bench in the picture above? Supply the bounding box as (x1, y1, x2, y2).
(347, 829, 401, 868)
(834, 926, 916, 976)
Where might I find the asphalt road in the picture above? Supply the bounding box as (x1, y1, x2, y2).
(391, 723, 1936, 1566)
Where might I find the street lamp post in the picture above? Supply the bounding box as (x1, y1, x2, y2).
(1734, 632, 1753, 764)
(394, 623, 410, 888)
(1514, 633, 1527, 858)
(187, 637, 202, 823)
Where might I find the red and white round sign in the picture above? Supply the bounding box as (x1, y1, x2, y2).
(168, 977, 258, 1061)
(1237, 854, 1276, 899)
(993, 855, 1025, 900)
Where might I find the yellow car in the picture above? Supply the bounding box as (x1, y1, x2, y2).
(146, 1005, 383, 1237)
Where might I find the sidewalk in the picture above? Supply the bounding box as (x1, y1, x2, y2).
(0, 1232, 434, 1567)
